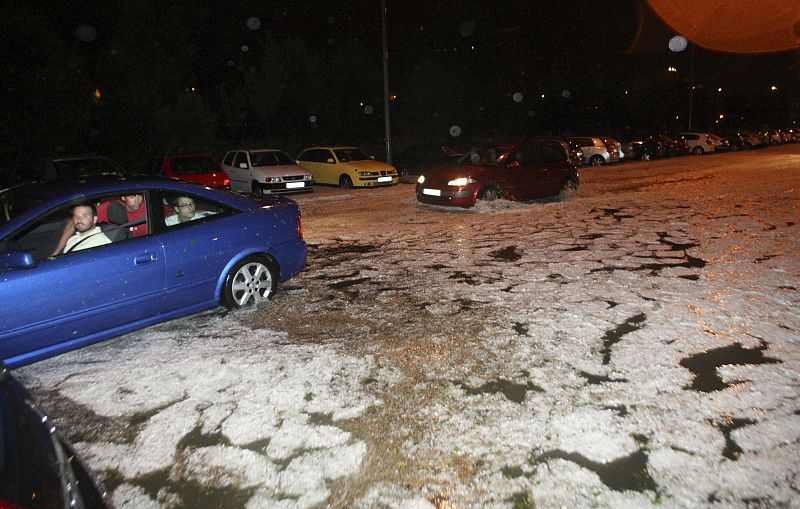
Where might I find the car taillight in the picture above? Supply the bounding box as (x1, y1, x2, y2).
(298, 209, 303, 239)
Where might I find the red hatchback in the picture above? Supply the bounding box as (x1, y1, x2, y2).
(149, 153, 230, 189)
(415, 140, 579, 208)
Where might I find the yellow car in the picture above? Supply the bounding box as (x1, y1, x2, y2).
(296, 146, 398, 188)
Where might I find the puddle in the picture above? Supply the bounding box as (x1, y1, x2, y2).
(579, 371, 629, 384)
(603, 405, 629, 416)
(512, 322, 529, 336)
(176, 427, 231, 450)
(453, 378, 544, 403)
(712, 416, 756, 460)
(329, 276, 372, 290)
(501, 465, 525, 478)
(656, 231, 698, 251)
(535, 446, 658, 493)
(754, 254, 778, 263)
(448, 271, 481, 285)
(679, 342, 781, 392)
(116, 468, 257, 508)
(600, 313, 647, 364)
(489, 245, 522, 261)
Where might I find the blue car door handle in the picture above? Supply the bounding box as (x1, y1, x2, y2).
(134, 253, 157, 265)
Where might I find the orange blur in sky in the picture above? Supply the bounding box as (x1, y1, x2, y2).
(646, 0, 800, 53)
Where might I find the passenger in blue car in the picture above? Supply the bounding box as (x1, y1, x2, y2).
(165, 195, 209, 226)
(63, 203, 111, 254)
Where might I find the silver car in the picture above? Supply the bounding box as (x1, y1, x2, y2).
(566, 137, 620, 166)
(222, 149, 314, 194)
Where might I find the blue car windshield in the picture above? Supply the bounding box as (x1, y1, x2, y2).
(0, 187, 44, 224)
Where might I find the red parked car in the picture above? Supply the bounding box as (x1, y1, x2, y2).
(148, 153, 230, 189)
(415, 140, 579, 208)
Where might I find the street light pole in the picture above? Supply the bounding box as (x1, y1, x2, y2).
(381, 0, 392, 164)
(688, 44, 694, 131)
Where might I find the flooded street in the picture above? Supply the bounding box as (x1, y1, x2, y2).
(18, 145, 800, 508)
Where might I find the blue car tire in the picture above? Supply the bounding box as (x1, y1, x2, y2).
(223, 255, 278, 308)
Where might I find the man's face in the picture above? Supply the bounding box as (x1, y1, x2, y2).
(122, 194, 143, 211)
(176, 197, 196, 220)
(72, 206, 96, 234)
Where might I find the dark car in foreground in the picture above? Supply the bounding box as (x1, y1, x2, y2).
(0, 177, 306, 367)
(415, 140, 579, 208)
(0, 363, 110, 508)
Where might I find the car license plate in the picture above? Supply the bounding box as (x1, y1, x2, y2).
(285, 182, 305, 189)
(422, 188, 441, 196)
(377, 176, 392, 182)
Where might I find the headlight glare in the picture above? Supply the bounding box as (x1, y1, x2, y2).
(448, 177, 476, 186)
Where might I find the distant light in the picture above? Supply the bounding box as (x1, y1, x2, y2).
(541, 94, 545, 98)
(624, 90, 629, 95)
(389, 94, 397, 101)
(719, 113, 724, 119)
(771, 85, 778, 91)
(675, 115, 680, 119)
(667, 66, 678, 72)
(718, 87, 723, 92)
(92, 88, 101, 104)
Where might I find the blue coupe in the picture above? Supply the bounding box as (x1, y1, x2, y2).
(0, 177, 307, 367)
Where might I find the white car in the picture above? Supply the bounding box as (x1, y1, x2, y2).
(222, 149, 314, 194)
(679, 132, 723, 155)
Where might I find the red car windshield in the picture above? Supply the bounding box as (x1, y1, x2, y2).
(170, 156, 219, 175)
(457, 146, 512, 165)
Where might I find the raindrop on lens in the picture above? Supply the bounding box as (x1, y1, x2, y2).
(241, 45, 249, 52)
(309, 115, 317, 123)
(562, 90, 571, 98)
(669, 35, 688, 52)
(449, 125, 462, 137)
(327, 16, 336, 24)
(227, 60, 235, 67)
(246, 17, 261, 30)
(459, 21, 476, 37)
(512, 92, 523, 102)
(363, 105, 374, 114)
(327, 38, 335, 46)
(75, 25, 97, 42)
(528, 110, 535, 117)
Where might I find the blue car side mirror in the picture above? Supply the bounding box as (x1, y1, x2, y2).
(1, 250, 36, 270)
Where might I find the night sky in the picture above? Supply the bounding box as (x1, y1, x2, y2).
(1, 0, 797, 172)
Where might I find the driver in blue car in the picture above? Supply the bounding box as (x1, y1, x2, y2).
(62, 203, 111, 254)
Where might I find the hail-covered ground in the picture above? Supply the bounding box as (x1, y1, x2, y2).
(18, 146, 800, 508)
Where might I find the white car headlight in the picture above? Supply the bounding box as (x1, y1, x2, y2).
(448, 177, 476, 186)
(417, 175, 425, 184)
